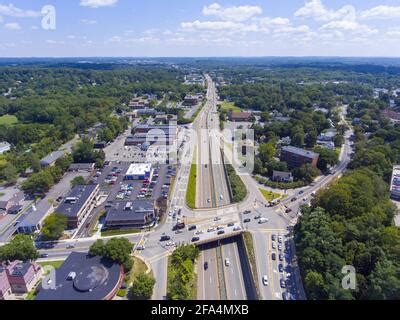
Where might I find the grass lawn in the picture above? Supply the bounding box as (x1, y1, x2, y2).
(242, 232, 260, 298)
(220, 101, 241, 113)
(0, 114, 18, 125)
(127, 256, 150, 285)
(259, 188, 282, 202)
(186, 163, 197, 209)
(38, 260, 64, 270)
(101, 228, 141, 237)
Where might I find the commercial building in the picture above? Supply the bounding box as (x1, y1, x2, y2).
(280, 146, 319, 169)
(36, 252, 124, 300)
(390, 166, 400, 200)
(229, 111, 252, 122)
(40, 151, 65, 167)
(56, 184, 99, 229)
(0, 142, 11, 154)
(183, 95, 200, 106)
(104, 200, 155, 229)
(0, 261, 42, 299)
(124, 164, 152, 180)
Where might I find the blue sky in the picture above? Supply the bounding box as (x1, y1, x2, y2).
(1, 0, 400, 57)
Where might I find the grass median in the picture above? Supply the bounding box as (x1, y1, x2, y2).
(186, 163, 197, 209)
(259, 188, 282, 202)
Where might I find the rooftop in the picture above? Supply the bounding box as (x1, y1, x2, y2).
(36, 252, 123, 300)
(56, 184, 98, 218)
(105, 200, 154, 223)
(125, 164, 152, 176)
(282, 146, 319, 159)
(40, 151, 65, 165)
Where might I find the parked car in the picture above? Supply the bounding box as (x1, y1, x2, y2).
(272, 253, 276, 260)
(160, 235, 171, 241)
(188, 225, 197, 231)
(217, 230, 225, 235)
(280, 279, 286, 288)
(191, 237, 200, 242)
(244, 218, 251, 223)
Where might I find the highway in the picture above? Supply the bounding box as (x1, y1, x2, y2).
(197, 245, 220, 300)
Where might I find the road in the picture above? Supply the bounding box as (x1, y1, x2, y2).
(197, 245, 220, 300)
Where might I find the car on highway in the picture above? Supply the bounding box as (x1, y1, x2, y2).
(298, 190, 304, 195)
(136, 245, 145, 251)
(66, 244, 75, 249)
(220, 194, 224, 201)
(191, 237, 200, 242)
(233, 226, 241, 231)
(243, 218, 251, 223)
(204, 262, 208, 270)
(224, 258, 230, 266)
(227, 223, 234, 227)
(39, 253, 49, 258)
(207, 227, 215, 233)
(188, 225, 197, 231)
(272, 253, 276, 260)
(262, 275, 268, 286)
(195, 230, 204, 235)
(217, 230, 225, 235)
(280, 279, 286, 288)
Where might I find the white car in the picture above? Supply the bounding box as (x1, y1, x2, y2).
(262, 275, 269, 286)
(225, 258, 230, 266)
(272, 242, 276, 249)
(207, 227, 215, 233)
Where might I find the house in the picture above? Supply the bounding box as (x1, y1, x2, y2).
(0, 261, 42, 299)
(228, 111, 252, 122)
(0, 267, 12, 300)
(36, 252, 124, 300)
(104, 200, 155, 229)
(272, 171, 294, 183)
(280, 146, 320, 169)
(17, 201, 53, 234)
(0, 142, 11, 154)
(56, 184, 99, 229)
(40, 151, 65, 167)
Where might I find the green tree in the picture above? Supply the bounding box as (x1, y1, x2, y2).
(89, 239, 106, 257)
(41, 213, 68, 240)
(70, 176, 86, 187)
(0, 234, 39, 262)
(129, 272, 156, 300)
(314, 146, 339, 172)
(293, 164, 320, 183)
(22, 169, 54, 195)
(258, 141, 276, 164)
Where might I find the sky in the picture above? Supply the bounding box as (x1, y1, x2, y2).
(1, 0, 400, 57)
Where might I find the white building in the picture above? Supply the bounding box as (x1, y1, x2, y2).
(0, 142, 11, 154)
(390, 166, 400, 200)
(124, 164, 153, 180)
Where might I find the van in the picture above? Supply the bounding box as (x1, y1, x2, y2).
(258, 217, 268, 224)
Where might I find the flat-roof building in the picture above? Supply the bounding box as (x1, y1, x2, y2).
(17, 201, 53, 234)
(124, 164, 152, 180)
(229, 112, 252, 122)
(36, 252, 124, 301)
(56, 184, 99, 229)
(280, 146, 319, 169)
(104, 200, 155, 229)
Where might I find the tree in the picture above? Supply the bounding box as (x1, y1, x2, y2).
(314, 146, 339, 172)
(73, 139, 95, 163)
(89, 239, 106, 257)
(129, 273, 156, 300)
(0, 163, 18, 185)
(293, 164, 320, 183)
(89, 237, 133, 271)
(0, 234, 39, 262)
(71, 176, 86, 187)
(258, 141, 276, 164)
(333, 134, 345, 148)
(41, 213, 68, 240)
(22, 169, 54, 195)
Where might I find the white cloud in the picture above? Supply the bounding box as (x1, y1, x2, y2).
(274, 25, 311, 35)
(321, 20, 378, 35)
(181, 20, 245, 31)
(386, 28, 400, 37)
(202, 3, 262, 22)
(80, 0, 118, 8)
(107, 36, 122, 43)
(294, 0, 356, 22)
(360, 6, 400, 19)
(0, 4, 41, 18)
(80, 19, 97, 25)
(5, 22, 21, 30)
